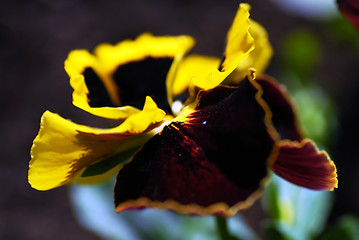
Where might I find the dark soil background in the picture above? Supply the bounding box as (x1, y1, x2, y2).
(1, 0, 359, 239)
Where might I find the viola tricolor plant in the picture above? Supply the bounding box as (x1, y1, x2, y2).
(29, 3, 337, 217)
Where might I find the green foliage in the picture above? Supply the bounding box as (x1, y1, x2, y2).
(324, 17, 359, 47)
(291, 84, 338, 145)
(70, 180, 258, 240)
(281, 30, 321, 81)
(263, 173, 333, 240)
(280, 29, 338, 146)
(264, 221, 293, 240)
(317, 215, 359, 240)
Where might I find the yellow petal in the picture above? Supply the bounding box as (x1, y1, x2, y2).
(65, 50, 130, 119)
(192, 3, 254, 91)
(95, 33, 194, 107)
(69, 73, 140, 120)
(94, 33, 195, 78)
(64, 33, 194, 119)
(226, 20, 273, 84)
(29, 107, 162, 190)
(171, 54, 221, 97)
(117, 96, 166, 134)
(64, 50, 97, 79)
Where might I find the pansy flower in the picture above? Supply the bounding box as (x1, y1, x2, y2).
(29, 3, 337, 217)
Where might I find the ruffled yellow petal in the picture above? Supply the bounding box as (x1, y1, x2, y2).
(65, 34, 194, 119)
(94, 33, 194, 107)
(29, 98, 164, 191)
(116, 96, 166, 134)
(171, 54, 221, 97)
(28, 112, 123, 190)
(69, 73, 140, 120)
(65, 50, 123, 111)
(65, 50, 97, 79)
(226, 20, 273, 84)
(192, 3, 254, 91)
(94, 33, 195, 78)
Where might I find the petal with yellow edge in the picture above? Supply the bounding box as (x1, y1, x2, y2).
(65, 33, 194, 119)
(114, 78, 278, 217)
(29, 96, 165, 191)
(256, 75, 302, 141)
(271, 139, 338, 191)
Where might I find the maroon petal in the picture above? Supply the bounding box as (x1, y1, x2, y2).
(271, 139, 338, 190)
(114, 79, 278, 216)
(337, 0, 359, 31)
(256, 75, 302, 141)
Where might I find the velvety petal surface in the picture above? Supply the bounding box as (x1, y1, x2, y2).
(337, 0, 359, 31)
(256, 75, 302, 141)
(29, 97, 164, 191)
(271, 139, 338, 191)
(114, 78, 278, 217)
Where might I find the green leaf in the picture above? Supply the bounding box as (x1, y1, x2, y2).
(215, 216, 242, 240)
(263, 221, 292, 240)
(281, 30, 322, 81)
(263, 175, 280, 220)
(317, 215, 359, 240)
(291, 84, 338, 146)
(70, 179, 258, 240)
(263, 173, 333, 240)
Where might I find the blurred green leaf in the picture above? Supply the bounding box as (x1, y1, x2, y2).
(281, 30, 322, 81)
(317, 215, 359, 240)
(263, 175, 280, 220)
(70, 178, 259, 240)
(263, 173, 333, 240)
(263, 221, 293, 240)
(291, 83, 338, 146)
(324, 17, 359, 47)
(216, 216, 242, 240)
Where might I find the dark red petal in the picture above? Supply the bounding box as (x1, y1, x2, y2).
(114, 79, 277, 216)
(256, 75, 302, 141)
(337, 0, 359, 31)
(271, 139, 338, 190)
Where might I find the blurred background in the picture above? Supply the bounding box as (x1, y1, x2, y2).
(1, 0, 359, 239)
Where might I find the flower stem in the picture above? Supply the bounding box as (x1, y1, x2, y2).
(215, 216, 242, 240)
